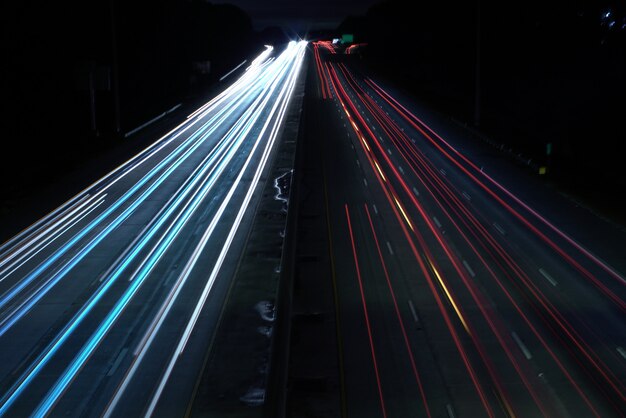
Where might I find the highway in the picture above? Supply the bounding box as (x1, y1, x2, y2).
(0, 40, 307, 417)
(302, 40, 626, 417)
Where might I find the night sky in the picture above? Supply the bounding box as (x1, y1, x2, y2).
(217, 0, 379, 31)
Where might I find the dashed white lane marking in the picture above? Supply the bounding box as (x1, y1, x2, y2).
(386, 241, 394, 255)
(462, 260, 476, 277)
(433, 216, 442, 228)
(493, 222, 506, 235)
(363, 178, 368, 187)
(539, 268, 558, 286)
(412, 187, 419, 196)
(372, 204, 378, 215)
(617, 346, 626, 360)
(462, 191, 471, 201)
(387, 148, 392, 155)
(446, 404, 456, 418)
(408, 300, 419, 323)
(512, 332, 533, 359)
(440, 168, 447, 176)
(398, 166, 404, 174)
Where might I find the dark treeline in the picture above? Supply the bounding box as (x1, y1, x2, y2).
(116, 0, 256, 129)
(338, 0, 626, 192)
(1, 0, 278, 204)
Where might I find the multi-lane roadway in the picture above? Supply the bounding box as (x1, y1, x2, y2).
(0, 40, 307, 417)
(301, 40, 626, 418)
(1, 37, 624, 418)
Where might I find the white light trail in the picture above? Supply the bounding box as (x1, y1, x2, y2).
(0, 42, 303, 417)
(0, 47, 283, 339)
(0, 41, 306, 418)
(142, 41, 306, 418)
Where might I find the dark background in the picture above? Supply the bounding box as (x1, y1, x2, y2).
(336, 0, 626, 221)
(2, 0, 625, 226)
(1, 0, 289, 219)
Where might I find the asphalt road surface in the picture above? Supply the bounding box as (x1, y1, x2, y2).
(285, 41, 626, 418)
(1, 38, 625, 418)
(0, 41, 307, 417)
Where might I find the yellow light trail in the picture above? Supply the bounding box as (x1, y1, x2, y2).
(361, 136, 371, 152)
(426, 256, 471, 335)
(392, 195, 413, 231)
(374, 161, 386, 182)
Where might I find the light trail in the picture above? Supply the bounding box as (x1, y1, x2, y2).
(0, 47, 284, 339)
(366, 79, 626, 301)
(0, 44, 278, 285)
(5, 99, 260, 413)
(36, 41, 305, 418)
(327, 60, 497, 417)
(345, 43, 367, 55)
(331, 53, 624, 415)
(363, 204, 432, 418)
(0, 194, 91, 271)
(0, 55, 276, 272)
(0, 194, 106, 282)
(329, 56, 567, 417)
(391, 118, 625, 410)
(339, 61, 612, 415)
(345, 204, 388, 418)
(0, 196, 107, 334)
(426, 256, 471, 336)
(103, 40, 306, 418)
(142, 43, 307, 417)
(312, 42, 332, 99)
(355, 72, 624, 412)
(0, 41, 307, 417)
